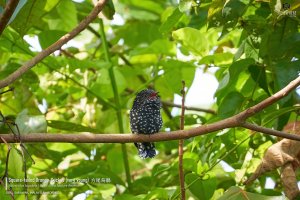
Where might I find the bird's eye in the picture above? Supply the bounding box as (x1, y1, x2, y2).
(149, 92, 158, 98)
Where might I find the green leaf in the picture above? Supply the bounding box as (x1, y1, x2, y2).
(0, 186, 12, 200)
(0, 28, 32, 54)
(218, 92, 244, 119)
(107, 146, 124, 174)
(248, 64, 270, 96)
(15, 109, 47, 134)
(7, 0, 27, 24)
(90, 67, 127, 99)
(222, 0, 247, 20)
(115, 194, 143, 200)
(8, 147, 24, 178)
(47, 120, 100, 133)
(123, 0, 164, 15)
(38, 30, 67, 49)
(102, 0, 115, 20)
(172, 27, 208, 56)
(263, 106, 298, 128)
(130, 39, 176, 56)
(185, 173, 217, 200)
(156, 59, 195, 97)
(144, 188, 168, 200)
(55, 0, 78, 31)
(207, 0, 224, 29)
(272, 59, 300, 104)
(219, 186, 283, 200)
(199, 53, 233, 66)
(11, 0, 47, 35)
(159, 7, 183, 34)
(68, 160, 125, 185)
(116, 21, 162, 47)
(44, 0, 60, 12)
(179, 0, 193, 12)
(216, 58, 255, 101)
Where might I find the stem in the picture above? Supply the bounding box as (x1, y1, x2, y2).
(99, 19, 132, 188)
(179, 80, 186, 200)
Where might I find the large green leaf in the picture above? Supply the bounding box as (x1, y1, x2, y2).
(185, 173, 217, 200)
(218, 91, 244, 119)
(156, 59, 195, 97)
(49, 0, 78, 31)
(15, 109, 47, 134)
(159, 7, 183, 34)
(38, 30, 67, 49)
(8, 147, 24, 179)
(116, 21, 162, 47)
(172, 27, 208, 56)
(10, 0, 47, 35)
(248, 64, 270, 96)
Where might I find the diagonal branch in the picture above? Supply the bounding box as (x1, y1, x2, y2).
(236, 76, 300, 121)
(0, 76, 299, 143)
(0, 0, 20, 36)
(0, 0, 108, 89)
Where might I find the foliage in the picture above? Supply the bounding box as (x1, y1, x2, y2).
(0, 0, 300, 199)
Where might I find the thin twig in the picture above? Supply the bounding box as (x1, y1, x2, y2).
(19, 144, 28, 200)
(0, 114, 34, 199)
(162, 101, 216, 114)
(0, 87, 14, 95)
(179, 81, 186, 200)
(0, 0, 20, 36)
(0, 137, 15, 199)
(0, 0, 108, 89)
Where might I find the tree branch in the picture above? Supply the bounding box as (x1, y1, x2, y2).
(0, 0, 108, 89)
(179, 81, 186, 200)
(0, 0, 20, 36)
(0, 76, 299, 143)
(241, 122, 300, 140)
(236, 76, 300, 121)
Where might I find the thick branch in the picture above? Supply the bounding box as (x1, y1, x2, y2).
(0, 73, 299, 144)
(0, 117, 237, 143)
(1, 116, 300, 143)
(236, 76, 300, 121)
(0, 0, 107, 89)
(0, 0, 20, 36)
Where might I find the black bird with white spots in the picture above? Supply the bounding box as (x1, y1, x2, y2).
(130, 89, 163, 159)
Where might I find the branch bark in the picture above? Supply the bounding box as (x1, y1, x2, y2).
(0, 0, 20, 36)
(0, 76, 299, 143)
(0, 0, 107, 89)
(179, 81, 186, 200)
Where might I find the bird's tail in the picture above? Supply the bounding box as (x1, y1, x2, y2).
(134, 142, 157, 159)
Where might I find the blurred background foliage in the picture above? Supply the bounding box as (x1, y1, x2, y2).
(0, 0, 300, 199)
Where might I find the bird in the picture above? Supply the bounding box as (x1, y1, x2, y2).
(130, 89, 163, 159)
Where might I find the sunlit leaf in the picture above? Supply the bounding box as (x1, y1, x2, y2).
(172, 27, 208, 56)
